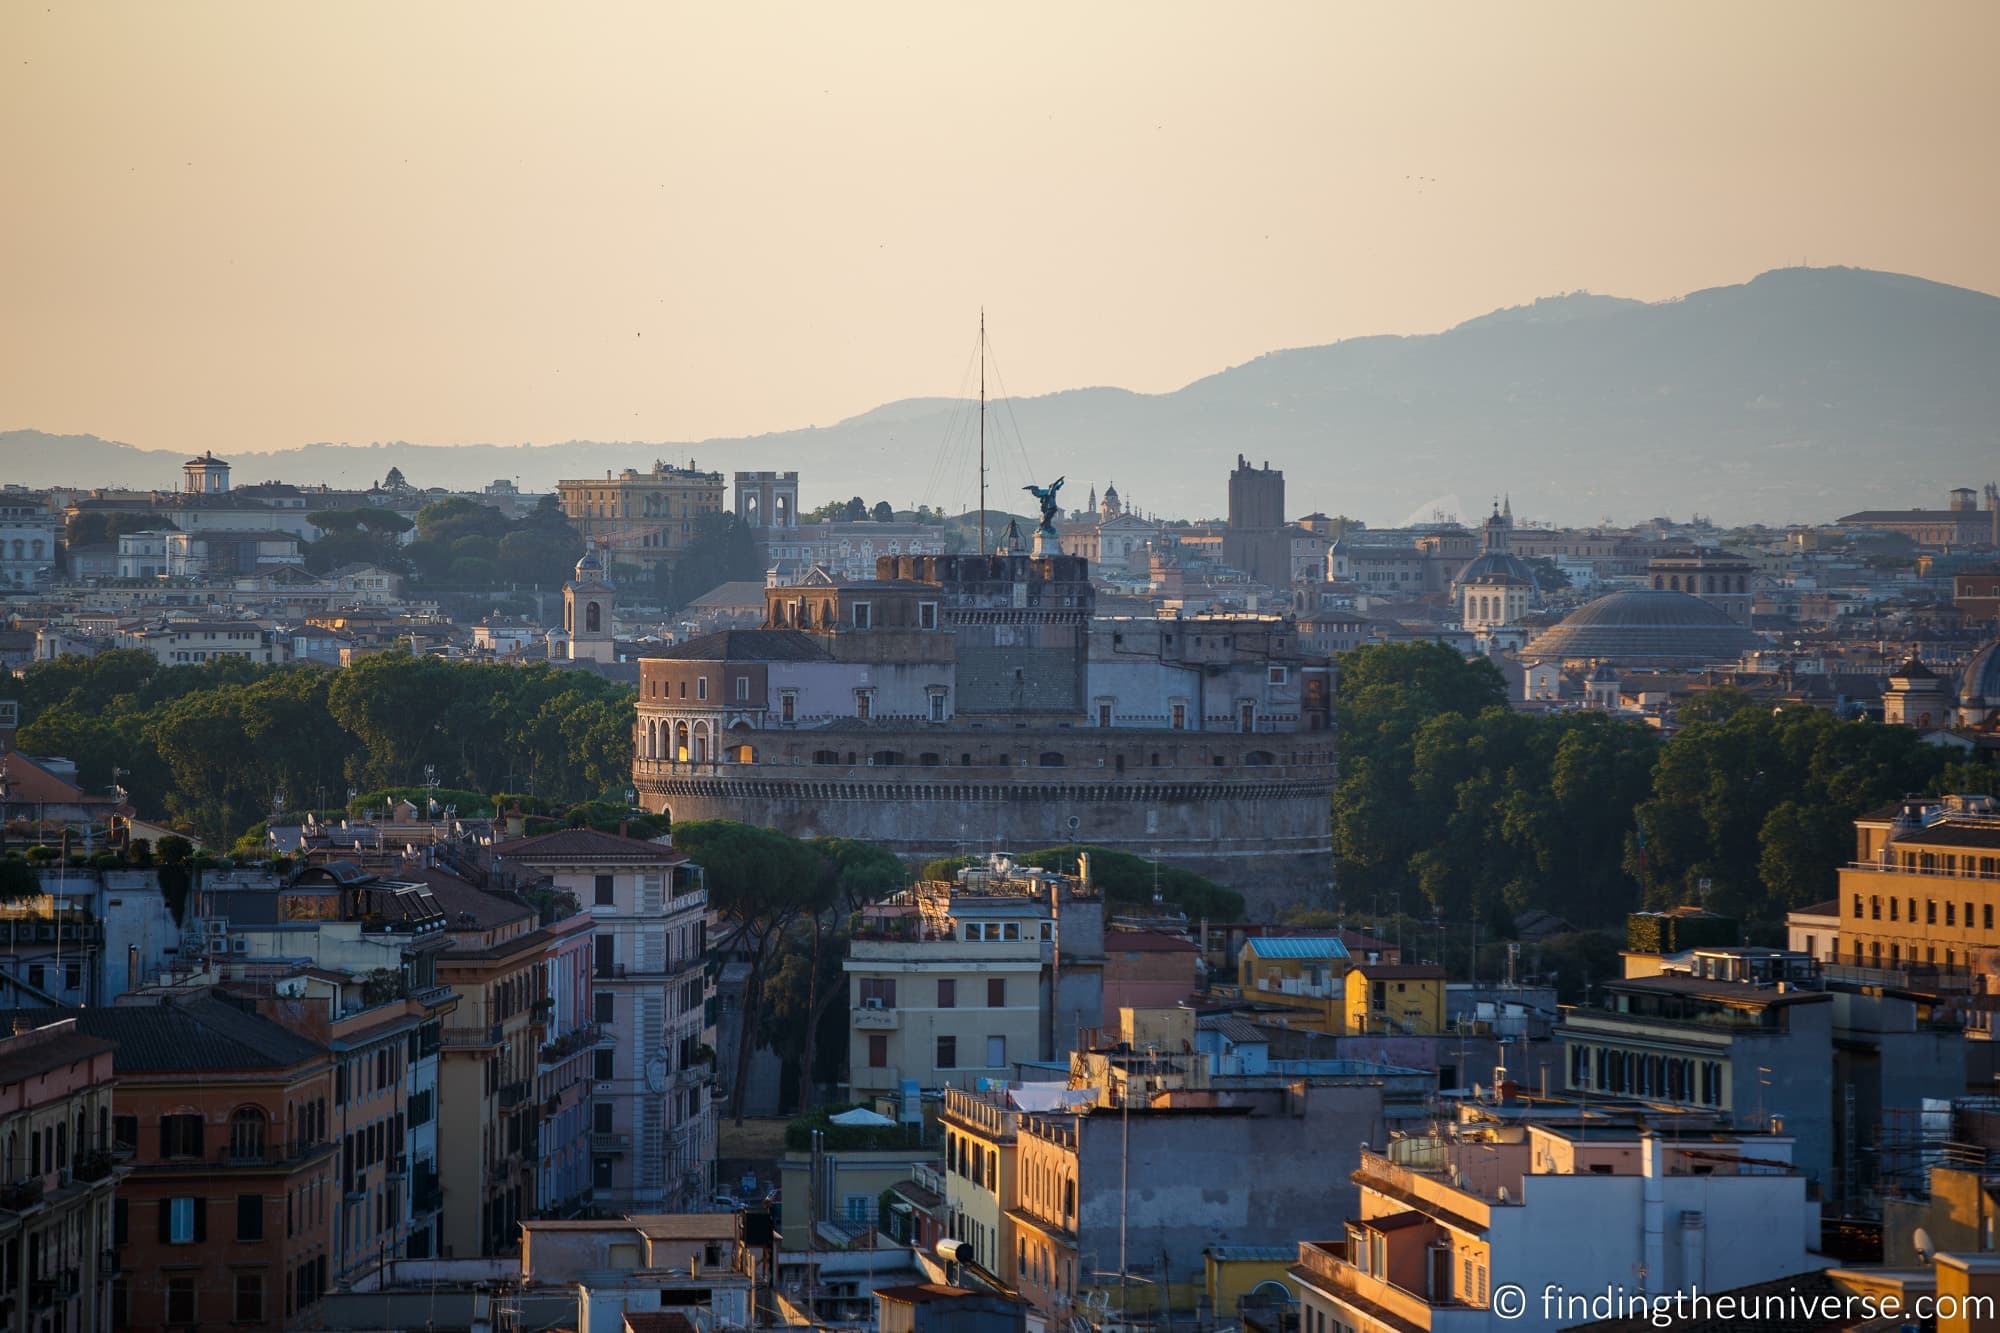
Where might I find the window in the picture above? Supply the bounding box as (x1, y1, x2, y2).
(859, 977, 897, 1007)
(987, 1035, 1006, 1068)
(852, 602, 873, 629)
(936, 1035, 957, 1070)
(844, 1193, 872, 1222)
(735, 675, 749, 701)
(930, 691, 947, 723)
(988, 977, 1006, 1007)
(781, 692, 796, 723)
(594, 1050, 615, 1081)
(595, 933, 613, 977)
(160, 1195, 204, 1244)
(594, 1103, 615, 1133)
(595, 874, 615, 906)
(238, 1193, 264, 1241)
(236, 1272, 264, 1323)
(595, 990, 615, 1023)
(697, 676, 708, 700)
(167, 1277, 197, 1325)
(918, 601, 938, 629)
(1170, 702, 1187, 730)
(937, 978, 956, 1008)
(113, 1114, 138, 1150)
(855, 690, 873, 720)
(868, 1035, 888, 1068)
(161, 1113, 204, 1158)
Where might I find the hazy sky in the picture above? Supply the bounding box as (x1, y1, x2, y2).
(3, 2, 1994, 458)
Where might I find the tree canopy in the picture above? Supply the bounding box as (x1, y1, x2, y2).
(2, 649, 633, 846)
(1328, 640, 1990, 932)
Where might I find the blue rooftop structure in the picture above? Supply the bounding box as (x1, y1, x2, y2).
(1242, 936, 1351, 960)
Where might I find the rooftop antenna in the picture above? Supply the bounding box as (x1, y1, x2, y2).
(979, 309, 988, 556)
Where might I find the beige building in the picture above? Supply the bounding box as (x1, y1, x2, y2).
(556, 459, 725, 578)
(489, 827, 718, 1213)
(846, 857, 1102, 1096)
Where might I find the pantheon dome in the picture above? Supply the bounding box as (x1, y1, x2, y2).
(1522, 588, 1762, 665)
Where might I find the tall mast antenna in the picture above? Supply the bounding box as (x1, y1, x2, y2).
(978, 308, 988, 555)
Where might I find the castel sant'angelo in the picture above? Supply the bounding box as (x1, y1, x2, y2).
(630, 506, 1337, 915)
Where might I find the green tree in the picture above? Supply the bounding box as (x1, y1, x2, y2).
(656, 513, 764, 612)
(671, 821, 828, 1123)
(871, 501, 894, 523)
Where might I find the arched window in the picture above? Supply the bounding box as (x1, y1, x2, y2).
(229, 1106, 266, 1161)
(692, 725, 708, 763)
(585, 601, 602, 634)
(675, 722, 690, 762)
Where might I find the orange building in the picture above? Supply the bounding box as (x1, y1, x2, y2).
(1838, 794, 2000, 977)
(10, 991, 338, 1332)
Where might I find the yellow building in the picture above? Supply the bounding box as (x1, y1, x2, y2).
(940, 1087, 1022, 1281)
(555, 459, 725, 578)
(1235, 936, 1351, 1032)
(1837, 794, 2000, 977)
(1343, 963, 1447, 1036)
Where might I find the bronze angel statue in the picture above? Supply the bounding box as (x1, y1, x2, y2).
(1023, 476, 1065, 532)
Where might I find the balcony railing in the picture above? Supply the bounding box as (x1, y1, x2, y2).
(852, 1005, 898, 1030)
(498, 1080, 530, 1110)
(590, 1132, 630, 1154)
(440, 1023, 504, 1049)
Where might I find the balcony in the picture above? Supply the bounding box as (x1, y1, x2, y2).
(0, 1178, 43, 1211)
(498, 1080, 530, 1110)
(413, 1179, 443, 1214)
(852, 1004, 898, 1030)
(1288, 1241, 1445, 1330)
(539, 1022, 602, 1065)
(440, 1022, 504, 1050)
(72, 1149, 117, 1184)
(590, 1132, 630, 1154)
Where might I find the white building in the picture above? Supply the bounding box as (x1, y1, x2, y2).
(489, 828, 718, 1213)
(0, 502, 59, 589)
(1291, 1114, 1819, 1332)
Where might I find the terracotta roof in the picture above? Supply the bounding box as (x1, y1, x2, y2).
(492, 827, 689, 865)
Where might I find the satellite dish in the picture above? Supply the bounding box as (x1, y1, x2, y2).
(1914, 1227, 1935, 1262)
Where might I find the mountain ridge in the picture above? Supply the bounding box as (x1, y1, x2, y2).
(6, 266, 1996, 526)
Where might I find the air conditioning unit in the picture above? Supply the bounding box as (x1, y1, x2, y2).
(863, 998, 884, 1010)
(206, 921, 227, 935)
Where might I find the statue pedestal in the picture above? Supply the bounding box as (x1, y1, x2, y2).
(1031, 527, 1057, 558)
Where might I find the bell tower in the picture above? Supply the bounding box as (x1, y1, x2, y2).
(564, 542, 616, 663)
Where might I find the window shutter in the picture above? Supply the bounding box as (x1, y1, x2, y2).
(193, 1197, 207, 1242)
(157, 1199, 171, 1243)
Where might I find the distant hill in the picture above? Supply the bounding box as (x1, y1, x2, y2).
(7, 266, 1996, 526)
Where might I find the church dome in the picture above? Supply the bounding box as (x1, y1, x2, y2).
(1962, 640, 2000, 704)
(1456, 550, 1539, 588)
(1522, 589, 1762, 665)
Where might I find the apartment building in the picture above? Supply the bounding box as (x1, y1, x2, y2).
(7, 992, 341, 1331)
(939, 1087, 1024, 1282)
(1289, 1113, 1817, 1333)
(534, 911, 597, 1219)
(0, 1017, 120, 1333)
(489, 828, 716, 1214)
(1008, 1084, 1387, 1324)
(192, 862, 460, 1264)
(1558, 946, 1963, 1208)
(431, 875, 547, 1256)
(847, 857, 1103, 1096)
(1344, 963, 1447, 1036)
(1838, 793, 2000, 974)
